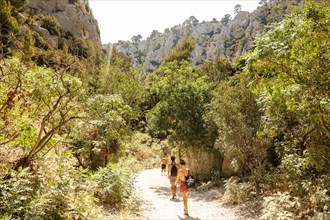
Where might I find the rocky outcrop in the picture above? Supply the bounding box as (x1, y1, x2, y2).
(115, 0, 305, 72)
(26, 0, 101, 47)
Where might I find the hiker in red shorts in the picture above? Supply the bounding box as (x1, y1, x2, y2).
(175, 159, 191, 217)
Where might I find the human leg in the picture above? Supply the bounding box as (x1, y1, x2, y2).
(182, 192, 188, 215)
(170, 176, 177, 198)
(161, 164, 166, 175)
(171, 183, 177, 198)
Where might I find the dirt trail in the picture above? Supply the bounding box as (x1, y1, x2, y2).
(134, 168, 245, 220)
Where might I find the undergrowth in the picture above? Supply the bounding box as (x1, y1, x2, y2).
(0, 148, 141, 219)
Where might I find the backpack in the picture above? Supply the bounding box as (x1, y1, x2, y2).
(170, 163, 178, 176)
(185, 169, 195, 188)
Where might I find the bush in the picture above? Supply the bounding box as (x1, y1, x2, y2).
(28, 151, 105, 220)
(92, 164, 139, 212)
(0, 168, 37, 219)
(0, 152, 107, 220)
(223, 177, 254, 204)
(311, 189, 330, 212)
(0, 0, 20, 54)
(34, 15, 62, 36)
(33, 32, 49, 50)
(69, 36, 91, 58)
(210, 169, 222, 186)
(261, 192, 300, 220)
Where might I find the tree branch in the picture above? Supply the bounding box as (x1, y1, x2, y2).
(0, 132, 19, 146)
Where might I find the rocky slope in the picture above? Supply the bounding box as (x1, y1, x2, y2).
(25, 0, 101, 49)
(115, 0, 305, 72)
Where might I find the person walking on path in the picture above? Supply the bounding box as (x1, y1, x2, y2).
(160, 154, 168, 176)
(167, 155, 179, 199)
(175, 159, 191, 217)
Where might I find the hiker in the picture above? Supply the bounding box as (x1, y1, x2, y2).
(167, 155, 179, 199)
(175, 159, 191, 217)
(160, 154, 168, 176)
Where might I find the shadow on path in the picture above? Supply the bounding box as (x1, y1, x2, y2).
(188, 188, 222, 203)
(150, 186, 169, 196)
(150, 184, 223, 204)
(149, 186, 182, 203)
(170, 197, 181, 203)
(177, 215, 201, 220)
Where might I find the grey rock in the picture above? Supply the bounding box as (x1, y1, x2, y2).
(26, 0, 100, 45)
(115, 0, 304, 72)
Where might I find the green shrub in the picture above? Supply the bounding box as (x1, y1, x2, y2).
(34, 15, 62, 36)
(92, 164, 139, 212)
(0, 168, 37, 219)
(223, 177, 254, 204)
(29, 151, 106, 220)
(69, 36, 89, 58)
(0, 0, 20, 54)
(0, 151, 107, 220)
(210, 169, 222, 186)
(261, 192, 300, 220)
(33, 32, 49, 50)
(311, 189, 330, 213)
(8, 0, 29, 11)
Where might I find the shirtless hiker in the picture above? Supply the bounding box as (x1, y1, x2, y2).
(167, 156, 179, 199)
(160, 154, 168, 176)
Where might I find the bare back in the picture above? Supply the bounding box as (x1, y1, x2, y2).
(161, 157, 167, 165)
(177, 168, 190, 182)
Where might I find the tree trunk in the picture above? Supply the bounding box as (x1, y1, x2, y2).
(13, 155, 31, 171)
(253, 175, 260, 196)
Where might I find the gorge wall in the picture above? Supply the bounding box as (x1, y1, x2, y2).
(25, 0, 101, 49)
(115, 0, 305, 72)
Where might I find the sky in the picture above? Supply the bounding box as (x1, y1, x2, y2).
(88, 1, 260, 44)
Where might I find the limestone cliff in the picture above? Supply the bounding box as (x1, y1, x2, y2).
(26, 0, 101, 48)
(115, 0, 305, 72)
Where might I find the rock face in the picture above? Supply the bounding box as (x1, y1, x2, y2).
(26, 0, 101, 46)
(115, 0, 305, 72)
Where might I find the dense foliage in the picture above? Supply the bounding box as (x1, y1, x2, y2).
(0, 0, 329, 219)
(147, 60, 213, 147)
(243, 1, 330, 217)
(0, 1, 143, 218)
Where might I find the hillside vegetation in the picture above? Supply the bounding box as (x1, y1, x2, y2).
(0, 0, 329, 219)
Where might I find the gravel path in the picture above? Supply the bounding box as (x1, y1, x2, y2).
(134, 168, 243, 220)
